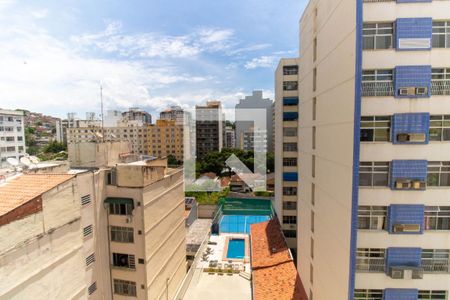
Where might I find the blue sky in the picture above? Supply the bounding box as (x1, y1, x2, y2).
(0, 0, 306, 120)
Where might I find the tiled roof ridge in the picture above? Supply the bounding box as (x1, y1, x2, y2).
(252, 258, 294, 270)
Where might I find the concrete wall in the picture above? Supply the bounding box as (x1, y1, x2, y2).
(68, 141, 131, 168)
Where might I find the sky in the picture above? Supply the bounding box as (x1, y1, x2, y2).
(0, 0, 307, 120)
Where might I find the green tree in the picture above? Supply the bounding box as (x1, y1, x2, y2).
(43, 140, 66, 154)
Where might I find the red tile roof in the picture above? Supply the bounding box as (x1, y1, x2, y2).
(250, 219, 308, 300)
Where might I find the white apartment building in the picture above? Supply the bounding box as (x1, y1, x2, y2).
(0, 109, 25, 167)
(296, 1, 450, 299)
(274, 58, 300, 259)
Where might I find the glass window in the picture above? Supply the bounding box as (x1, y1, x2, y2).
(283, 127, 297, 137)
(283, 143, 298, 152)
(283, 81, 298, 91)
(283, 216, 297, 224)
(362, 69, 394, 97)
(354, 289, 383, 300)
(109, 202, 134, 215)
(432, 21, 450, 48)
(425, 207, 450, 230)
(359, 162, 389, 187)
(283, 65, 298, 75)
(283, 187, 297, 195)
(422, 249, 450, 273)
(114, 279, 137, 297)
(418, 290, 448, 300)
(283, 158, 297, 167)
(363, 23, 394, 50)
(356, 248, 386, 273)
(283, 201, 297, 210)
(428, 161, 450, 187)
(429, 115, 450, 141)
(360, 116, 391, 142)
(283, 230, 297, 238)
(111, 226, 134, 243)
(358, 206, 387, 230)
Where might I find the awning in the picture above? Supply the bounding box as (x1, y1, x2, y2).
(104, 197, 134, 206)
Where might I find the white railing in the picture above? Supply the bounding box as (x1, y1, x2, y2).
(362, 82, 394, 97)
(431, 80, 450, 96)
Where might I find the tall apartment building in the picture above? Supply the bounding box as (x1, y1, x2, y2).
(148, 119, 184, 161)
(296, 1, 450, 299)
(224, 125, 236, 149)
(160, 106, 187, 126)
(241, 127, 268, 153)
(235, 91, 274, 152)
(122, 107, 152, 125)
(274, 58, 300, 259)
(0, 109, 26, 168)
(195, 101, 224, 159)
(0, 145, 186, 299)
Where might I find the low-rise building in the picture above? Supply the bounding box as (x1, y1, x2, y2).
(0, 109, 26, 167)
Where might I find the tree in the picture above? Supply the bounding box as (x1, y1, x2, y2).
(167, 154, 181, 166)
(43, 140, 66, 154)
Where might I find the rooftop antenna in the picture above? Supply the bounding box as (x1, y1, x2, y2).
(100, 83, 105, 142)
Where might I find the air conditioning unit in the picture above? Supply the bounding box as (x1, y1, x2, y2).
(415, 87, 428, 95)
(393, 224, 421, 233)
(397, 133, 410, 142)
(390, 267, 404, 279)
(412, 180, 426, 190)
(396, 179, 412, 189)
(399, 87, 416, 96)
(409, 133, 426, 143)
(389, 266, 424, 279)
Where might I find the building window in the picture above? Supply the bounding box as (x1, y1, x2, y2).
(360, 116, 391, 142)
(432, 21, 450, 48)
(431, 68, 450, 96)
(359, 162, 389, 187)
(283, 143, 297, 152)
(356, 248, 385, 273)
(418, 290, 448, 300)
(283, 216, 297, 225)
(354, 289, 383, 300)
(311, 237, 314, 259)
(86, 253, 95, 267)
(312, 97, 317, 121)
(114, 279, 137, 297)
(312, 155, 316, 178)
(429, 115, 450, 141)
(427, 161, 450, 186)
(107, 170, 117, 185)
(311, 211, 315, 233)
(363, 22, 394, 50)
(310, 263, 313, 284)
(111, 226, 134, 243)
(283, 187, 297, 195)
(283, 201, 297, 210)
(81, 194, 91, 206)
(313, 68, 317, 92)
(83, 225, 93, 237)
(422, 249, 450, 273)
(109, 202, 134, 215)
(312, 126, 316, 150)
(283, 81, 298, 91)
(425, 206, 450, 230)
(313, 37, 317, 62)
(112, 253, 136, 270)
(88, 282, 97, 295)
(283, 158, 297, 167)
(358, 206, 387, 230)
(283, 230, 297, 238)
(283, 65, 298, 75)
(311, 183, 315, 206)
(362, 69, 394, 97)
(283, 127, 297, 137)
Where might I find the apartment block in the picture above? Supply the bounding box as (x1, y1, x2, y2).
(195, 101, 224, 159)
(297, 0, 450, 299)
(147, 119, 184, 161)
(224, 125, 236, 149)
(160, 106, 188, 126)
(274, 58, 300, 258)
(0, 109, 26, 167)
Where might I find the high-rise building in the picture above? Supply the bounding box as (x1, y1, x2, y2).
(122, 107, 152, 124)
(274, 58, 300, 259)
(296, 1, 450, 299)
(160, 106, 187, 126)
(195, 101, 224, 159)
(235, 91, 274, 152)
(0, 109, 26, 168)
(241, 127, 268, 153)
(147, 119, 184, 161)
(224, 125, 236, 149)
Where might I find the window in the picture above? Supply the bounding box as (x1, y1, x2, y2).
(283, 230, 297, 238)
(311, 183, 315, 206)
(83, 225, 93, 237)
(431, 68, 450, 96)
(422, 249, 450, 273)
(427, 161, 450, 186)
(310, 263, 314, 284)
(362, 69, 394, 97)
(425, 206, 450, 230)
(312, 97, 317, 121)
(360, 116, 391, 142)
(311, 237, 314, 259)
(313, 37, 317, 62)
(358, 206, 387, 230)
(283, 81, 298, 91)
(429, 115, 450, 141)
(88, 282, 97, 295)
(283, 127, 297, 137)
(107, 170, 117, 185)
(283, 216, 297, 224)
(283, 143, 297, 152)
(283, 187, 297, 195)
(111, 226, 134, 243)
(283, 65, 298, 75)
(112, 253, 136, 270)
(6, 136, 14, 141)
(312, 155, 316, 178)
(359, 162, 389, 187)
(16, 126, 22, 131)
(283, 201, 297, 210)
(363, 23, 394, 50)
(86, 253, 95, 266)
(109, 202, 134, 215)
(313, 68, 317, 92)
(432, 21, 450, 48)
(356, 248, 385, 272)
(283, 158, 297, 167)
(418, 290, 448, 300)
(17, 136, 23, 141)
(114, 279, 137, 297)
(81, 194, 91, 206)
(311, 211, 315, 233)
(354, 289, 383, 300)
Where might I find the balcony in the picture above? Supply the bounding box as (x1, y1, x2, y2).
(362, 81, 394, 97)
(356, 259, 385, 273)
(431, 80, 450, 96)
(422, 260, 450, 273)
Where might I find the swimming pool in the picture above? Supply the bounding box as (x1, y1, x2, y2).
(227, 239, 245, 259)
(220, 215, 270, 234)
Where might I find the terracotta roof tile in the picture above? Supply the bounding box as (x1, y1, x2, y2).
(250, 219, 308, 300)
(0, 174, 74, 217)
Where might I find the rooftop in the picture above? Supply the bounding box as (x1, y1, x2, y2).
(250, 219, 307, 300)
(0, 174, 74, 217)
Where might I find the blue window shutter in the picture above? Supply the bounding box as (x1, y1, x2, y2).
(283, 112, 299, 121)
(390, 160, 428, 189)
(283, 172, 298, 182)
(387, 205, 425, 234)
(394, 65, 432, 98)
(396, 18, 432, 50)
(391, 113, 430, 144)
(283, 97, 299, 106)
(386, 247, 422, 272)
(383, 289, 418, 300)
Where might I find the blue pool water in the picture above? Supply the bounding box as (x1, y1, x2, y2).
(227, 239, 245, 259)
(220, 215, 270, 234)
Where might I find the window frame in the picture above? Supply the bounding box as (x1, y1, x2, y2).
(427, 161, 450, 187)
(113, 279, 137, 297)
(359, 162, 390, 187)
(363, 22, 394, 50)
(358, 206, 387, 230)
(432, 21, 450, 48)
(425, 206, 450, 231)
(360, 116, 391, 142)
(111, 226, 134, 243)
(429, 115, 450, 142)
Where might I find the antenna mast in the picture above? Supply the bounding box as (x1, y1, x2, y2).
(100, 84, 105, 142)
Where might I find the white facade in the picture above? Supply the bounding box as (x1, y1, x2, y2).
(0, 109, 26, 168)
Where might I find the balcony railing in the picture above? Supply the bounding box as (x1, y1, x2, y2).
(431, 80, 450, 96)
(422, 260, 450, 273)
(356, 259, 386, 273)
(362, 82, 394, 97)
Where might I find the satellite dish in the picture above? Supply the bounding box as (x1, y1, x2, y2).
(29, 156, 40, 164)
(20, 157, 31, 166)
(6, 158, 19, 166)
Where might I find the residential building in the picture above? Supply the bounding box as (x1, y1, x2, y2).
(235, 91, 274, 152)
(0, 109, 26, 168)
(274, 58, 300, 257)
(160, 106, 188, 126)
(122, 107, 152, 125)
(224, 125, 236, 149)
(195, 101, 224, 159)
(147, 119, 184, 161)
(240, 127, 268, 153)
(297, 0, 450, 299)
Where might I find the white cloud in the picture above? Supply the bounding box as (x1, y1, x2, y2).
(244, 55, 278, 69)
